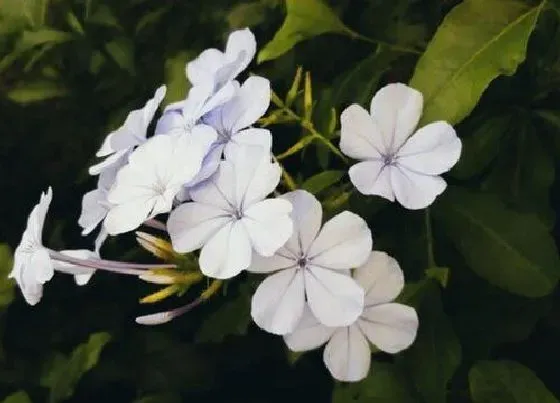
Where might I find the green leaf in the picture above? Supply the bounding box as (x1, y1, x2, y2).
(258, 0, 354, 63)
(301, 170, 345, 195)
(227, 1, 277, 29)
(135, 6, 171, 34)
(434, 187, 560, 297)
(1, 391, 32, 403)
(332, 362, 415, 403)
(410, 0, 544, 125)
(87, 5, 121, 30)
(195, 286, 251, 343)
(105, 37, 135, 74)
(425, 266, 450, 288)
(7, 80, 69, 104)
(163, 51, 192, 106)
(402, 281, 461, 403)
(0, 245, 15, 309)
(451, 114, 511, 179)
(469, 360, 558, 403)
(66, 12, 85, 35)
(41, 332, 112, 403)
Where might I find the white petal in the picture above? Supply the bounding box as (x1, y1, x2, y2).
(89, 149, 129, 175)
(354, 251, 404, 306)
(199, 220, 252, 279)
(370, 83, 423, 153)
(228, 128, 272, 150)
(284, 306, 335, 352)
(221, 76, 270, 133)
(307, 211, 372, 270)
(78, 189, 108, 235)
(187, 48, 225, 85)
(30, 248, 54, 284)
(396, 121, 462, 175)
(185, 143, 224, 188)
(198, 81, 238, 117)
(167, 202, 231, 253)
(154, 109, 184, 136)
(359, 303, 418, 353)
(348, 160, 394, 201)
(248, 250, 297, 273)
(224, 28, 256, 77)
(390, 165, 446, 209)
(304, 266, 364, 327)
(243, 199, 293, 256)
(323, 325, 371, 382)
(52, 250, 97, 285)
(94, 226, 109, 255)
(251, 268, 305, 335)
(340, 104, 384, 159)
(190, 160, 236, 211)
(281, 190, 322, 254)
(104, 199, 154, 235)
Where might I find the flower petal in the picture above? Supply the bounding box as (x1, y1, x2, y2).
(359, 303, 418, 353)
(281, 190, 322, 254)
(396, 121, 462, 175)
(31, 248, 54, 284)
(52, 250, 97, 285)
(284, 306, 335, 352)
(354, 251, 404, 306)
(323, 325, 371, 382)
(243, 199, 293, 256)
(251, 268, 305, 335)
(305, 266, 364, 327)
(370, 83, 423, 153)
(190, 160, 236, 211)
(348, 160, 394, 201)
(168, 202, 232, 253)
(227, 128, 272, 153)
(104, 199, 154, 235)
(224, 28, 256, 77)
(187, 48, 225, 85)
(78, 189, 108, 235)
(221, 76, 271, 133)
(307, 211, 372, 270)
(248, 250, 296, 273)
(340, 104, 384, 159)
(199, 220, 252, 279)
(390, 165, 446, 209)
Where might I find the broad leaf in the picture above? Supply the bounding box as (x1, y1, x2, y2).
(258, 0, 354, 63)
(434, 187, 560, 297)
(1, 391, 31, 403)
(7, 80, 69, 104)
(163, 51, 192, 106)
(401, 281, 461, 403)
(332, 362, 415, 403)
(302, 170, 345, 195)
(469, 360, 558, 403)
(410, 0, 544, 125)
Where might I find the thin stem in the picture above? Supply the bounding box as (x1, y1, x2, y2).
(273, 155, 298, 191)
(345, 27, 423, 55)
(143, 218, 167, 231)
(425, 208, 436, 268)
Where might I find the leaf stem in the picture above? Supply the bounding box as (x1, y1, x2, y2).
(273, 155, 298, 191)
(345, 28, 423, 55)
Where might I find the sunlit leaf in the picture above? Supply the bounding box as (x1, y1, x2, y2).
(301, 170, 345, 195)
(7, 80, 69, 103)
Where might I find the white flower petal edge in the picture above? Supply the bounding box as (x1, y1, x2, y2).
(249, 190, 369, 335)
(283, 250, 419, 382)
(52, 250, 97, 286)
(105, 126, 217, 235)
(167, 143, 293, 280)
(340, 83, 462, 209)
(89, 85, 166, 175)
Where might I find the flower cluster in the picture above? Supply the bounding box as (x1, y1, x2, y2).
(10, 28, 462, 383)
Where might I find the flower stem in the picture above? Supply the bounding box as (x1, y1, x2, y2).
(424, 208, 436, 268)
(273, 155, 298, 191)
(143, 218, 167, 231)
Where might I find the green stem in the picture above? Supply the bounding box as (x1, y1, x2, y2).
(425, 208, 436, 267)
(345, 27, 423, 55)
(273, 155, 298, 191)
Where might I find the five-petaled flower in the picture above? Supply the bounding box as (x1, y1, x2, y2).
(284, 251, 418, 382)
(167, 144, 293, 279)
(340, 83, 462, 209)
(249, 190, 372, 335)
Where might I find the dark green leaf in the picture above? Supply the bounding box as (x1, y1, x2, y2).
(469, 360, 558, 403)
(1, 391, 32, 403)
(105, 37, 135, 74)
(410, 0, 544, 125)
(7, 80, 69, 103)
(258, 0, 354, 63)
(301, 170, 345, 195)
(434, 187, 560, 297)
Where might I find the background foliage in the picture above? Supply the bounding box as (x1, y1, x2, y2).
(2, 0, 560, 401)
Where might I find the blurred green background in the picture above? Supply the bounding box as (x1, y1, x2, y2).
(2, 0, 560, 402)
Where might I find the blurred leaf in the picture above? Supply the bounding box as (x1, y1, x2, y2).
(258, 0, 354, 63)
(1, 391, 31, 403)
(425, 266, 449, 288)
(163, 51, 191, 106)
(105, 37, 135, 74)
(6, 80, 69, 103)
(66, 12, 85, 35)
(451, 114, 511, 179)
(41, 332, 112, 403)
(402, 280, 461, 403)
(469, 360, 558, 402)
(410, 0, 544, 125)
(435, 187, 560, 297)
(136, 6, 171, 34)
(332, 362, 415, 403)
(0, 245, 15, 309)
(228, 1, 278, 29)
(301, 170, 345, 195)
(87, 5, 121, 30)
(196, 285, 251, 343)
(133, 394, 181, 403)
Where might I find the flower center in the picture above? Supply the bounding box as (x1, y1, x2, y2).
(382, 153, 396, 166)
(296, 256, 307, 269)
(230, 209, 243, 220)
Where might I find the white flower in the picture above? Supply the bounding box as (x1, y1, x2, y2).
(52, 250, 97, 286)
(340, 83, 462, 209)
(10, 187, 54, 305)
(187, 28, 256, 90)
(202, 76, 272, 152)
(284, 251, 418, 382)
(89, 85, 166, 175)
(167, 144, 293, 279)
(249, 190, 371, 335)
(104, 126, 217, 235)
